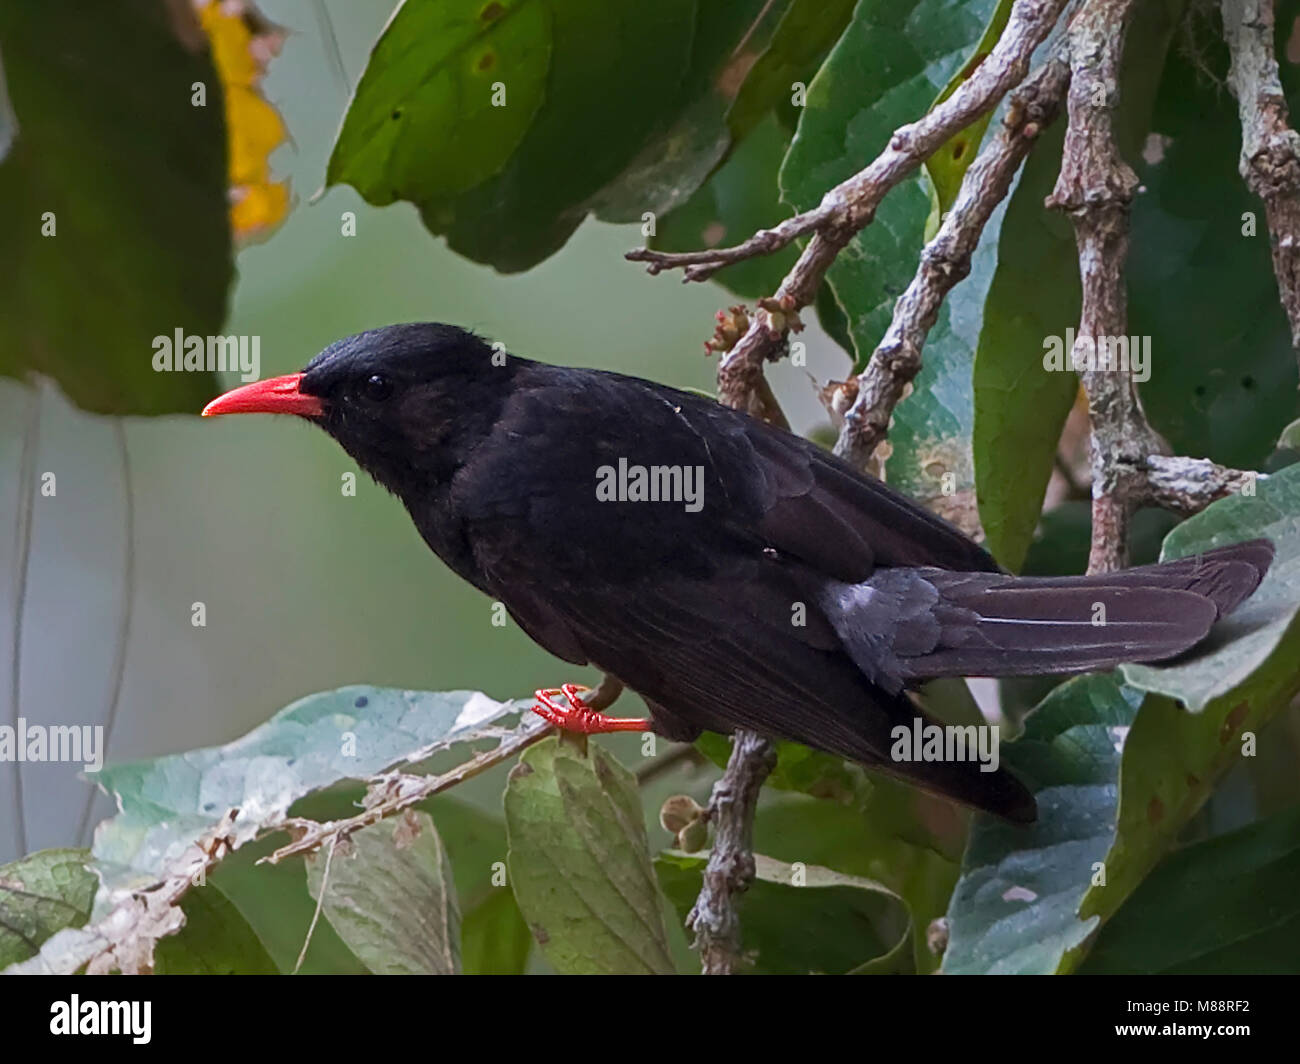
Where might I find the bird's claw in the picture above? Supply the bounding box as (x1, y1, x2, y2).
(530, 683, 650, 734)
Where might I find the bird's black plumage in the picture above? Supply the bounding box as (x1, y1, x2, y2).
(210, 323, 1274, 823)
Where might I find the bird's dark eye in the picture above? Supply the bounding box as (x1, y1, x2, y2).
(361, 373, 392, 401)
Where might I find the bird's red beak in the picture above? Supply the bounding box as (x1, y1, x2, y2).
(201, 373, 324, 418)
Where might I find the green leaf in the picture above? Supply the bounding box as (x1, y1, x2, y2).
(1121, 466, 1300, 711)
(780, 0, 1003, 361)
(0, 849, 96, 968)
(461, 886, 533, 975)
(208, 833, 369, 975)
(1278, 417, 1300, 451)
(216, 787, 519, 975)
(649, 111, 859, 351)
(0, 0, 232, 415)
(592, 0, 789, 223)
(781, 0, 1001, 364)
(779, 0, 1003, 528)
(327, 0, 552, 203)
(340, 1, 797, 270)
(949, 475, 1300, 973)
(154, 882, 278, 975)
(1066, 471, 1300, 957)
(91, 687, 525, 909)
(306, 811, 460, 975)
(289, 785, 536, 975)
(655, 850, 912, 974)
(695, 732, 872, 808)
(1129, 30, 1300, 470)
(393, 794, 532, 974)
(882, 191, 1009, 528)
(943, 674, 1141, 974)
(12, 687, 527, 975)
(436, 1, 697, 269)
(922, 0, 1013, 217)
(1081, 805, 1300, 974)
(697, 730, 968, 863)
(727, 0, 856, 142)
(751, 796, 961, 973)
(504, 736, 672, 974)
(651, 113, 800, 298)
(970, 120, 1079, 570)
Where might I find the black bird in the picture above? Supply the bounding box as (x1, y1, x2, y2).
(203, 323, 1273, 823)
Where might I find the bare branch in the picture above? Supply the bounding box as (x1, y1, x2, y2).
(264, 676, 628, 865)
(6, 811, 239, 975)
(685, 730, 777, 974)
(835, 57, 1072, 468)
(636, 742, 707, 784)
(632, 0, 1071, 416)
(1222, 0, 1300, 360)
(630, 0, 1071, 286)
(673, 1, 1076, 974)
(627, 212, 829, 282)
(1144, 455, 1263, 516)
(1047, 0, 1166, 573)
(265, 715, 555, 865)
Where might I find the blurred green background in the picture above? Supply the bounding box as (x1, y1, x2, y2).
(0, 0, 847, 862)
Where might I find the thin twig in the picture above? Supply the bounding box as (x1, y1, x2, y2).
(265, 715, 556, 865)
(1144, 455, 1264, 516)
(78, 420, 134, 846)
(8, 384, 41, 858)
(685, 730, 776, 974)
(294, 834, 337, 974)
(635, 742, 706, 784)
(1222, 0, 1300, 361)
(630, 0, 1072, 419)
(629, 0, 1070, 284)
(835, 57, 1072, 468)
(311, 0, 350, 96)
(267, 676, 625, 863)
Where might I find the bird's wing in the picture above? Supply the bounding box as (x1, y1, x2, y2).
(689, 394, 1003, 577)
(456, 365, 999, 588)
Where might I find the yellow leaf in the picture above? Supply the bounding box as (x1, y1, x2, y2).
(195, 0, 289, 241)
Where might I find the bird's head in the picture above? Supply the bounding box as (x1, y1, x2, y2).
(202, 322, 515, 491)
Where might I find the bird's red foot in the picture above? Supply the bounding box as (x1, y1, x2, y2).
(531, 683, 649, 734)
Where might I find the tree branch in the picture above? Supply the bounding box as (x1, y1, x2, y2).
(1144, 455, 1264, 516)
(685, 730, 776, 974)
(835, 57, 1072, 468)
(266, 715, 556, 865)
(629, 0, 1073, 419)
(655, 0, 1075, 974)
(1222, 0, 1300, 361)
(265, 675, 624, 865)
(1046, 0, 1167, 573)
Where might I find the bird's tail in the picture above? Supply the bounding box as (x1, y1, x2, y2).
(891, 538, 1273, 682)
